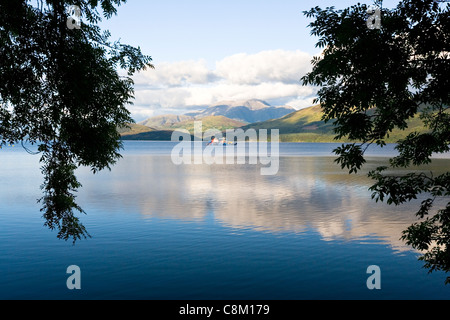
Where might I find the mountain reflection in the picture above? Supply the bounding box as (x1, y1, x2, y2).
(78, 154, 448, 253)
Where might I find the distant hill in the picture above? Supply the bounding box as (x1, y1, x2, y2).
(186, 99, 295, 123)
(118, 123, 157, 136)
(162, 115, 246, 133)
(138, 114, 193, 128)
(242, 104, 429, 142)
(120, 115, 245, 141)
(120, 103, 431, 142)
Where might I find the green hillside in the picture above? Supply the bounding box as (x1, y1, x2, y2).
(242, 105, 333, 134)
(242, 105, 429, 143)
(118, 123, 157, 136)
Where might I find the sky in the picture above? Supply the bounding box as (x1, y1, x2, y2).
(98, 0, 401, 121)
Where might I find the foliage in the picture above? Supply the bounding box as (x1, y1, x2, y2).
(302, 0, 450, 283)
(0, 0, 154, 242)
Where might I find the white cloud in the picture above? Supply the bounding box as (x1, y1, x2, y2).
(133, 59, 216, 87)
(184, 82, 314, 106)
(215, 50, 313, 85)
(129, 49, 317, 119)
(284, 96, 318, 110)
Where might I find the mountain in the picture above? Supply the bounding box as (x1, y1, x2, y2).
(185, 99, 296, 123)
(242, 104, 429, 142)
(120, 104, 430, 142)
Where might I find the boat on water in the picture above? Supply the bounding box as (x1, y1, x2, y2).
(207, 137, 237, 146)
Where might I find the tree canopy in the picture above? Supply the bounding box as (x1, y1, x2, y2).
(302, 0, 450, 283)
(0, 0, 153, 242)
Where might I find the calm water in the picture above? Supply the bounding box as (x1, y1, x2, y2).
(1, 141, 449, 300)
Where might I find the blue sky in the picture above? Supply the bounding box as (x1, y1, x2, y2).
(98, 0, 401, 121)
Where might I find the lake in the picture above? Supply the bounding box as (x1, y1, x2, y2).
(1, 141, 449, 300)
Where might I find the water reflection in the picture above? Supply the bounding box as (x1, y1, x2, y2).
(78, 154, 450, 254)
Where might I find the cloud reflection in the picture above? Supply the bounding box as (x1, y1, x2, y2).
(76, 154, 444, 254)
